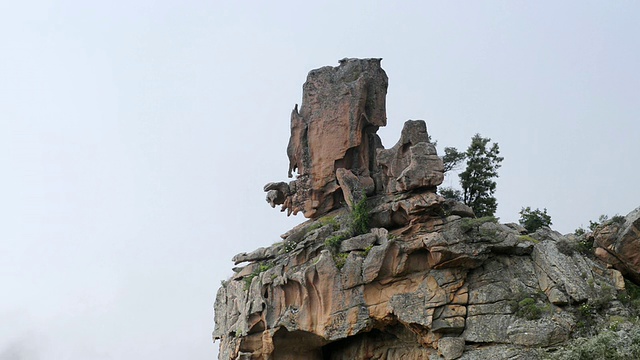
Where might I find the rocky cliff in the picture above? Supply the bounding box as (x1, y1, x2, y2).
(214, 59, 640, 359)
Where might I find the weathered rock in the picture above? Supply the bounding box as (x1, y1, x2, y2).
(232, 247, 279, 265)
(339, 233, 377, 252)
(438, 337, 465, 360)
(335, 168, 371, 210)
(266, 58, 388, 218)
(377, 120, 444, 193)
(594, 207, 640, 283)
(214, 211, 624, 359)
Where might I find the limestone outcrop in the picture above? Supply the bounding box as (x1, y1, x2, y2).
(215, 59, 638, 359)
(594, 207, 640, 283)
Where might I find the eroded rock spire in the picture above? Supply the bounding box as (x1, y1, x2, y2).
(264, 58, 444, 219)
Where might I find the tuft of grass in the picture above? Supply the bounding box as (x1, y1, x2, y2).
(519, 235, 539, 243)
(324, 234, 349, 252)
(322, 216, 340, 231)
(363, 244, 374, 257)
(308, 216, 340, 233)
(243, 262, 274, 290)
(333, 253, 348, 270)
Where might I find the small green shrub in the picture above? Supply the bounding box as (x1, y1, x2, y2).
(619, 279, 640, 314)
(243, 274, 257, 290)
(610, 214, 626, 225)
(556, 239, 575, 256)
(324, 234, 348, 252)
(439, 187, 462, 201)
(574, 227, 586, 236)
(283, 239, 297, 253)
(516, 297, 543, 320)
(460, 216, 498, 233)
(350, 195, 370, 236)
(519, 206, 552, 233)
(589, 214, 610, 231)
(323, 217, 340, 231)
(576, 237, 594, 256)
(307, 222, 323, 232)
(511, 291, 548, 321)
(519, 235, 539, 243)
(333, 253, 348, 270)
(363, 244, 374, 257)
(309, 216, 340, 232)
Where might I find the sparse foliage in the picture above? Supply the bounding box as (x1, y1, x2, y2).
(519, 207, 552, 233)
(589, 214, 610, 231)
(587, 214, 626, 232)
(459, 134, 503, 217)
(438, 187, 462, 201)
(442, 146, 466, 173)
(574, 227, 586, 236)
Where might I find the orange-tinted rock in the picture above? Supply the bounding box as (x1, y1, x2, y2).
(377, 120, 444, 193)
(268, 58, 388, 218)
(594, 207, 640, 283)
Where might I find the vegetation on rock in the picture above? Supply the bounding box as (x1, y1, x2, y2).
(459, 134, 503, 217)
(519, 206, 553, 233)
(545, 325, 640, 360)
(349, 194, 370, 236)
(442, 146, 466, 173)
(439, 134, 503, 217)
(459, 216, 498, 233)
(438, 186, 462, 201)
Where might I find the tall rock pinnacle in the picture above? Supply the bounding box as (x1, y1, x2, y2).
(264, 58, 443, 219)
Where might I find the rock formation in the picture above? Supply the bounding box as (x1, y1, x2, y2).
(594, 207, 640, 283)
(215, 59, 640, 359)
(266, 58, 401, 219)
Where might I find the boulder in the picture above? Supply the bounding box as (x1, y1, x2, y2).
(377, 120, 444, 193)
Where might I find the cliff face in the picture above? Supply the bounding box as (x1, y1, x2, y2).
(214, 59, 638, 359)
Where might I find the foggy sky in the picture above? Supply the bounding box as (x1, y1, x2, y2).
(1, 1, 639, 359)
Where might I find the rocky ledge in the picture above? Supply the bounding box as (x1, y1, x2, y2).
(214, 209, 628, 359)
(213, 59, 640, 359)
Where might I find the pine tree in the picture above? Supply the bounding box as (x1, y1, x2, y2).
(459, 134, 503, 217)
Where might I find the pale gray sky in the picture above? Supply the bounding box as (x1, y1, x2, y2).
(1, 1, 638, 359)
